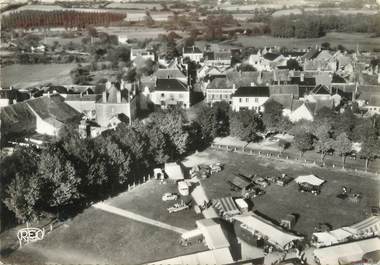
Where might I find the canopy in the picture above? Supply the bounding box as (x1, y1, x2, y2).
(181, 229, 202, 240)
(295, 175, 325, 186)
(213, 197, 240, 217)
(147, 247, 234, 265)
(350, 216, 380, 235)
(196, 219, 230, 250)
(191, 185, 210, 206)
(233, 214, 303, 250)
(313, 227, 355, 247)
(164, 162, 184, 180)
(314, 237, 380, 265)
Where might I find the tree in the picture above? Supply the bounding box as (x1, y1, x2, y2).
(333, 133, 352, 168)
(38, 146, 81, 217)
(359, 136, 379, 171)
(294, 132, 314, 158)
(229, 110, 264, 142)
(286, 59, 301, 70)
(3, 173, 42, 222)
(262, 100, 283, 132)
(314, 123, 334, 163)
(278, 139, 290, 154)
(238, 64, 257, 72)
(142, 123, 170, 165)
(150, 108, 190, 159)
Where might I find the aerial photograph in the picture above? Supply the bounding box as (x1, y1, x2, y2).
(0, 0, 379, 264)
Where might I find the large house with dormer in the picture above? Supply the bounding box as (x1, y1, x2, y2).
(231, 86, 270, 112)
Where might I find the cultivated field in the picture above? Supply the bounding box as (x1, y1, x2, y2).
(199, 149, 380, 238)
(96, 26, 186, 40)
(231, 32, 380, 51)
(1, 63, 76, 89)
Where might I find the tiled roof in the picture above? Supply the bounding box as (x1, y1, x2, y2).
(155, 79, 188, 92)
(155, 68, 187, 79)
(368, 95, 380, 106)
(233, 86, 270, 97)
(312, 85, 330, 95)
(269, 94, 293, 110)
(27, 95, 81, 122)
(65, 94, 102, 102)
(1, 95, 80, 135)
(290, 76, 316, 86)
(206, 77, 229, 90)
(332, 74, 346, 84)
(204, 51, 231, 61)
(269, 85, 299, 98)
(263, 53, 281, 61)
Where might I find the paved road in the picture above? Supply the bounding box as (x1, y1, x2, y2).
(93, 202, 188, 234)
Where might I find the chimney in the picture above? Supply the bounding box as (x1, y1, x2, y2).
(102, 91, 107, 103)
(232, 83, 236, 93)
(250, 82, 255, 87)
(300, 72, 304, 82)
(116, 90, 121, 103)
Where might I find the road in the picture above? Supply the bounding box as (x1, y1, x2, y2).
(93, 202, 188, 234)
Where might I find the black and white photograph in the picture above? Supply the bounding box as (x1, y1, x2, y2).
(0, 0, 380, 264)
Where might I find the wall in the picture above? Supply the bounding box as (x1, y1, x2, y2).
(151, 91, 190, 108)
(95, 102, 132, 127)
(35, 116, 58, 136)
(232, 96, 268, 112)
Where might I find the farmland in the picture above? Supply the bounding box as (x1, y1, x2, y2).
(1, 63, 76, 89)
(230, 32, 380, 51)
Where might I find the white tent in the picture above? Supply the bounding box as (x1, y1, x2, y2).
(196, 219, 230, 250)
(164, 162, 184, 180)
(314, 237, 380, 265)
(312, 227, 356, 248)
(350, 216, 380, 236)
(233, 214, 303, 250)
(147, 247, 234, 265)
(295, 175, 325, 186)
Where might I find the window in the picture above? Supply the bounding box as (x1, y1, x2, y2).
(255, 98, 259, 103)
(161, 93, 165, 97)
(239, 98, 242, 103)
(246, 98, 249, 102)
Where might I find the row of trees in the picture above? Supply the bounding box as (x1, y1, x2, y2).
(271, 14, 380, 38)
(1, 107, 213, 223)
(2, 10, 126, 30)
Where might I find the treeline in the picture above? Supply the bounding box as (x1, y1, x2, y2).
(1, 10, 126, 30)
(270, 14, 380, 38)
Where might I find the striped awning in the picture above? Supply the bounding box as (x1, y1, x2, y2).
(213, 197, 240, 217)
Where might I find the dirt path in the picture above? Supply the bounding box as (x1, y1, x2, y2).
(93, 202, 188, 234)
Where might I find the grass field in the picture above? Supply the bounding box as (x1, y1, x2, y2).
(199, 149, 380, 238)
(230, 32, 380, 51)
(1, 63, 76, 89)
(1, 180, 206, 264)
(106, 180, 203, 230)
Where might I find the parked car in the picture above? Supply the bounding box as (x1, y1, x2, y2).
(254, 177, 269, 188)
(209, 163, 223, 174)
(162, 192, 179, 201)
(168, 201, 189, 213)
(276, 176, 293, 186)
(244, 187, 265, 199)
